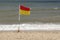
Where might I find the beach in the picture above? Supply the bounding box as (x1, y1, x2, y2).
(0, 31, 60, 40)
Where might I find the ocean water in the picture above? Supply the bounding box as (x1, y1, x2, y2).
(0, 2, 18, 24)
(0, 1, 60, 30)
(20, 2, 60, 23)
(0, 1, 60, 24)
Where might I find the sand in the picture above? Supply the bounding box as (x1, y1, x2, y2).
(0, 31, 60, 40)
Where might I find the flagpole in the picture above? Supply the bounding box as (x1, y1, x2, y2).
(18, 4, 20, 32)
(19, 5, 20, 22)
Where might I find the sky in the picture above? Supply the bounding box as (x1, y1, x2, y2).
(22, 0, 59, 1)
(0, 0, 60, 1)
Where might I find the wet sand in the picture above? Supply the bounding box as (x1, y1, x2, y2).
(0, 31, 60, 40)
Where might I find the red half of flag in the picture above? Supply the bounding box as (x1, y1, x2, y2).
(20, 5, 30, 11)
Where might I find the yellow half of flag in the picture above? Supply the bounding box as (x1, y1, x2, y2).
(19, 9, 30, 15)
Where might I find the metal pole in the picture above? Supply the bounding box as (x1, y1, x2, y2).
(18, 4, 20, 32)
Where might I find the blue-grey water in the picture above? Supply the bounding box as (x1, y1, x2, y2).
(0, 1, 60, 24)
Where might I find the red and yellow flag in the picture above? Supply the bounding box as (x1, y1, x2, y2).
(19, 5, 30, 15)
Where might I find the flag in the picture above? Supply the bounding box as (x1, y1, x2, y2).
(19, 5, 30, 15)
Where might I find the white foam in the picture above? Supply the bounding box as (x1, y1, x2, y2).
(0, 23, 60, 31)
(20, 23, 60, 30)
(0, 24, 20, 31)
(53, 7, 58, 10)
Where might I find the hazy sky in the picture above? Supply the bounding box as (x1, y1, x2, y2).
(20, 0, 60, 1)
(0, 0, 60, 1)
(22, 0, 59, 1)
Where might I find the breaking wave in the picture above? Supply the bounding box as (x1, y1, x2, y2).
(0, 23, 60, 31)
(20, 23, 60, 31)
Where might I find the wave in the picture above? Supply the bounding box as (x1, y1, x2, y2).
(20, 23, 60, 31)
(0, 23, 60, 31)
(0, 24, 20, 31)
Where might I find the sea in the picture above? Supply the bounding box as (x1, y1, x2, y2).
(0, 1, 60, 31)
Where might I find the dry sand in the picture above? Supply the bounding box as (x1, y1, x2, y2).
(0, 31, 60, 40)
